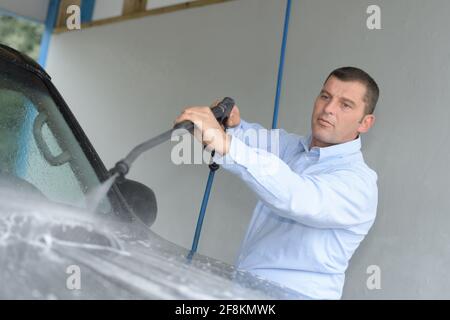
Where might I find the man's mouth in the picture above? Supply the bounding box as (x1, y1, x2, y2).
(318, 118, 334, 127)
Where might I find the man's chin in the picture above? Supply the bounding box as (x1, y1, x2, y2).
(312, 128, 330, 140)
(311, 130, 337, 148)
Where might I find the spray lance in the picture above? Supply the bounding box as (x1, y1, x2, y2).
(109, 97, 235, 179)
(109, 97, 235, 257)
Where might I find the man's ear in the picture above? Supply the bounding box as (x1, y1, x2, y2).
(357, 114, 376, 134)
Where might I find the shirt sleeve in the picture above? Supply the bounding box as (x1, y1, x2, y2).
(225, 119, 299, 161)
(214, 135, 378, 230)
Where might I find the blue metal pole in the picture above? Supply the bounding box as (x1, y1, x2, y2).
(16, 0, 61, 176)
(189, 0, 292, 258)
(38, 0, 60, 68)
(272, 0, 292, 129)
(81, 0, 95, 23)
(38, 0, 96, 68)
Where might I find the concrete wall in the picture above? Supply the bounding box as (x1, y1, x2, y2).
(281, 0, 450, 299)
(46, 0, 450, 299)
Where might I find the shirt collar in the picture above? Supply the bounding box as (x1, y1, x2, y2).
(299, 134, 362, 161)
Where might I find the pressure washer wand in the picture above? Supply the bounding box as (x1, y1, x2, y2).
(109, 97, 235, 178)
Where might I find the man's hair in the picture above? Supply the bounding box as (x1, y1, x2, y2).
(325, 66, 379, 115)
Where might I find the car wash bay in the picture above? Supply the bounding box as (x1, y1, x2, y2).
(2, 0, 450, 299)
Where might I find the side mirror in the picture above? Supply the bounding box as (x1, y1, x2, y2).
(116, 179, 157, 227)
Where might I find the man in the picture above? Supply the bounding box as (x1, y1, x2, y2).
(174, 67, 379, 299)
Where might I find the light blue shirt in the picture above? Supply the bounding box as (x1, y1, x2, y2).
(213, 119, 378, 299)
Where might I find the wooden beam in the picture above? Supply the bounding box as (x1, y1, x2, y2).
(122, 0, 148, 16)
(54, 0, 235, 34)
(55, 0, 81, 28)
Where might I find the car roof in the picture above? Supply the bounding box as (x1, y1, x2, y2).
(0, 44, 51, 81)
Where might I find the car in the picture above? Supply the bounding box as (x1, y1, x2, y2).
(0, 44, 302, 299)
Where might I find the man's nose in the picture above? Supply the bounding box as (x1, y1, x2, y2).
(323, 99, 339, 115)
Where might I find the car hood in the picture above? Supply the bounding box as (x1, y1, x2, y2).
(0, 188, 301, 300)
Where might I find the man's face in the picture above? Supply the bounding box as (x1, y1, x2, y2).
(311, 75, 375, 148)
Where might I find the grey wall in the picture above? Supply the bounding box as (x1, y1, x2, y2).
(46, 0, 450, 299)
(281, 0, 450, 299)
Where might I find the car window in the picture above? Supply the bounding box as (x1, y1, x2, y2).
(0, 63, 112, 214)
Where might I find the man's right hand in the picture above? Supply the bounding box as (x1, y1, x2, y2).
(210, 99, 241, 128)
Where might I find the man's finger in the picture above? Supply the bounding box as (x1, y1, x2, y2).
(174, 111, 197, 125)
(210, 99, 222, 109)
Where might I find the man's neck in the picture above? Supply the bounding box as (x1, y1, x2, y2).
(310, 137, 334, 149)
(310, 135, 359, 149)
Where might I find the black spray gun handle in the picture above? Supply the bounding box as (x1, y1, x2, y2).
(173, 97, 236, 132)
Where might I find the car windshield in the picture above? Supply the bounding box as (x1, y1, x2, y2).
(0, 60, 113, 214)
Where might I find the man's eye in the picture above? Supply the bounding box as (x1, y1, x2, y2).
(343, 104, 351, 109)
(321, 95, 329, 99)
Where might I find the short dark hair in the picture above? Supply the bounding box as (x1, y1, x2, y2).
(325, 67, 379, 115)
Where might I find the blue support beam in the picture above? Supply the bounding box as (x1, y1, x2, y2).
(38, 0, 60, 68)
(272, 0, 292, 129)
(81, 0, 95, 23)
(38, 0, 96, 68)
